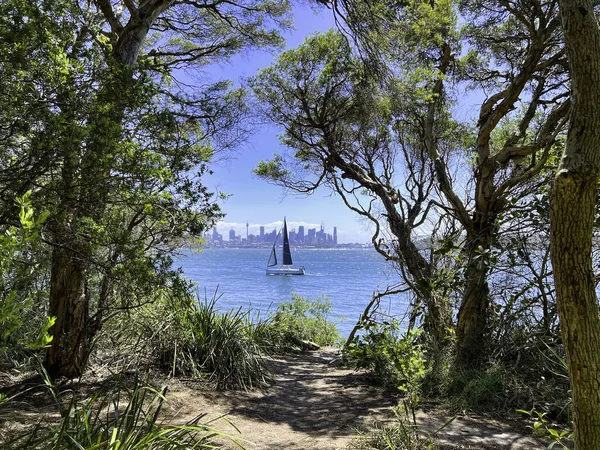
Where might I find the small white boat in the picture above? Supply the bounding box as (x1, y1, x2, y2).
(266, 218, 305, 275)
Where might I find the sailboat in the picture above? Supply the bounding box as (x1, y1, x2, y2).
(266, 218, 305, 275)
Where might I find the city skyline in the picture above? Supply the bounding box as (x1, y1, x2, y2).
(207, 219, 364, 245)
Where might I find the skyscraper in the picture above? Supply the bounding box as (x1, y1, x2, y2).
(333, 227, 338, 245)
(297, 225, 304, 244)
(260, 226, 265, 242)
(307, 228, 316, 244)
(229, 229, 236, 241)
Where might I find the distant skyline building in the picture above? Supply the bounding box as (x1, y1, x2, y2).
(229, 228, 236, 241)
(333, 226, 338, 245)
(211, 227, 223, 244)
(307, 228, 316, 244)
(297, 225, 305, 243)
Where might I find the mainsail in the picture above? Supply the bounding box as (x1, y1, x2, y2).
(282, 218, 293, 266)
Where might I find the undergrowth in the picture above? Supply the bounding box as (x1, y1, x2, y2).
(3, 373, 240, 450)
(343, 319, 428, 394)
(102, 291, 341, 390)
(444, 333, 571, 420)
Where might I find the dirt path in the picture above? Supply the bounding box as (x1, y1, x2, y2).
(164, 349, 546, 450)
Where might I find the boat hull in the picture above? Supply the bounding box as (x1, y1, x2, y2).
(266, 265, 305, 275)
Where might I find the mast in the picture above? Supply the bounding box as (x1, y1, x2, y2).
(282, 217, 293, 266)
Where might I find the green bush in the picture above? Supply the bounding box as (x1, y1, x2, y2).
(149, 291, 271, 390)
(448, 364, 506, 410)
(444, 339, 571, 416)
(104, 293, 342, 390)
(344, 320, 428, 398)
(268, 294, 342, 348)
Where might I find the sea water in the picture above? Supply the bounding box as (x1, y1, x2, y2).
(176, 247, 411, 337)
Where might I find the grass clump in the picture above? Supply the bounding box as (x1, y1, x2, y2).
(188, 295, 271, 389)
(446, 364, 506, 411)
(151, 291, 271, 390)
(129, 291, 342, 390)
(443, 335, 571, 418)
(349, 402, 444, 450)
(5, 375, 238, 450)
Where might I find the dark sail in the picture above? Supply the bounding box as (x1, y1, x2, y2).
(282, 218, 293, 266)
(267, 244, 278, 267)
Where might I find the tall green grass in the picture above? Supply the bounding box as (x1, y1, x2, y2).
(5, 376, 243, 450)
(150, 292, 342, 389)
(159, 291, 271, 390)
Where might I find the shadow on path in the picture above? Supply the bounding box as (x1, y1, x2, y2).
(168, 349, 549, 449)
(226, 350, 397, 437)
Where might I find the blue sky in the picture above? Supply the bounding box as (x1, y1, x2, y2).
(198, 5, 375, 244)
(196, 4, 486, 244)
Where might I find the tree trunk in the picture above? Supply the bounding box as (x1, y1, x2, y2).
(456, 262, 489, 366)
(44, 106, 88, 379)
(46, 245, 88, 379)
(551, 1, 600, 448)
(391, 220, 452, 350)
(456, 226, 494, 367)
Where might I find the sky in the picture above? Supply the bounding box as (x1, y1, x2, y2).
(196, 5, 376, 244)
(193, 4, 486, 244)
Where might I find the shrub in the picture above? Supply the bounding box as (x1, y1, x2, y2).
(344, 320, 428, 398)
(152, 291, 271, 390)
(268, 294, 342, 349)
(447, 364, 506, 410)
(444, 336, 571, 416)
(102, 292, 342, 390)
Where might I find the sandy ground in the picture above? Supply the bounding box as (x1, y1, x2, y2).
(161, 349, 548, 450)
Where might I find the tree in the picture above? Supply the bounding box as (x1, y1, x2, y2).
(0, 0, 291, 378)
(254, 0, 570, 366)
(251, 29, 457, 355)
(451, 0, 569, 364)
(549, 0, 600, 447)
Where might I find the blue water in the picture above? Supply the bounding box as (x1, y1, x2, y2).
(176, 247, 411, 337)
